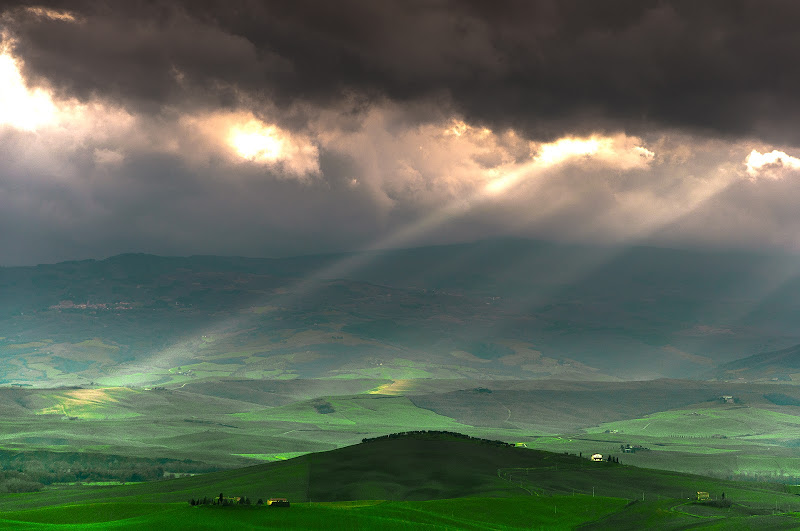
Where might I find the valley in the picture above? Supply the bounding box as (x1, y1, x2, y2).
(4, 243, 800, 528)
(3, 378, 800, 486)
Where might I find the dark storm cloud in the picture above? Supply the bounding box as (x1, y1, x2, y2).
(5, 0, 800, 142)
(5, 0, 800, 267)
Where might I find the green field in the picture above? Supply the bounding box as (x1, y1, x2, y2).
(0, 497, 631, 530)
(2, 433, 800, 529)
(3, 497, 798, 530)
(236, 395, 472, 431)
(586, 406, 800, 439)
(5, 379, 800, 487)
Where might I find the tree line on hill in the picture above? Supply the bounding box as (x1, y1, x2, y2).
(361, 430, 514, 447)
(0, 450, 218, 493)
(190, 494, 255, 506)
(189, 493, 289, 507)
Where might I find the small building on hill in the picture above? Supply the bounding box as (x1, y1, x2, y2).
(620, 443, 649, 453)
(720, 395, 734, 404)
(267, 498, 290, 507)
(591, 453, 603, 462)
(697, 491, 710, 501)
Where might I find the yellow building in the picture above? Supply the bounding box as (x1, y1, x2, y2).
(267, 498, 290, 507)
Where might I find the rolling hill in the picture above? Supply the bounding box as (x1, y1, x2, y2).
(2, 432, 800, 529)
(4, 239, 800, 385)
(708, 343, 800, 382)
(4, 378, 800, 490)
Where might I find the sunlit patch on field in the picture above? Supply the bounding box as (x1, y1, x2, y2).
(368, 379, 416, 395)
(234, 452, 309, 461)
(36, 387, 140, 419)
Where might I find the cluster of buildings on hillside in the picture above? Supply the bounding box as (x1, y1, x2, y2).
(620, 444, 649, 453)
(49, 300, 134, 311)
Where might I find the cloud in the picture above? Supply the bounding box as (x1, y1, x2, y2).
(93, 148, 124, 167)
(0, 59, 795, 266)
(5, 2, 800, 264)
(182, 112, 320, 178)
(23, 6, 77, 22)
(533, 134, 654, 170)
(4, 1, 800, 144)
(745, 149, 800, 180)
(0, 40, 318, 179)
(0, 46, 57, 131)
(484, 133, 654, 196)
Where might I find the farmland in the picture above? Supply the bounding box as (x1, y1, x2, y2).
(3, 378, 800, 491)
(4, 247, 800, 526)
(1, 433, 800, 529)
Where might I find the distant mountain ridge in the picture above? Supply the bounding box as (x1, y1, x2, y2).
(3, 239, 800, 384)
(709, 343, 800, 382)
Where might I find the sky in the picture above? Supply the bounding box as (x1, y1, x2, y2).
(2, 1, 800, 266)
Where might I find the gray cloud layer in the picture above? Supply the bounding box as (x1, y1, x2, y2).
(2, 1, 800, 266)
(6, 0, 800, 142)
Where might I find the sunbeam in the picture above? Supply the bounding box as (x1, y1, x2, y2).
(108, 131, 656, 382)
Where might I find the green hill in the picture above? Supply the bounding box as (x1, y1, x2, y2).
(0, 433, 554, 510)
(1, 431, 797, 509)
(2, 432, 800, 529)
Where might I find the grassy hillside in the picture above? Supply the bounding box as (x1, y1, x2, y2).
(0, 497, 631, 530)
(2, 433, 800, 529)
(586, 405, 800, 438)
(3, 497, 798, 530)
(0, 432, 797, 508)
(0, 433, 559, 509)
(5, 379, 800, 486)
(709, 343, 800, 382)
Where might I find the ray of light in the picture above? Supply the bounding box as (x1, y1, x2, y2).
(107, 132, 706, 384)
(497, 164, 738, 303)
(106, 152, 550, 382)
(644, 166, 800, 358)
(490, 159, 800, 372)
